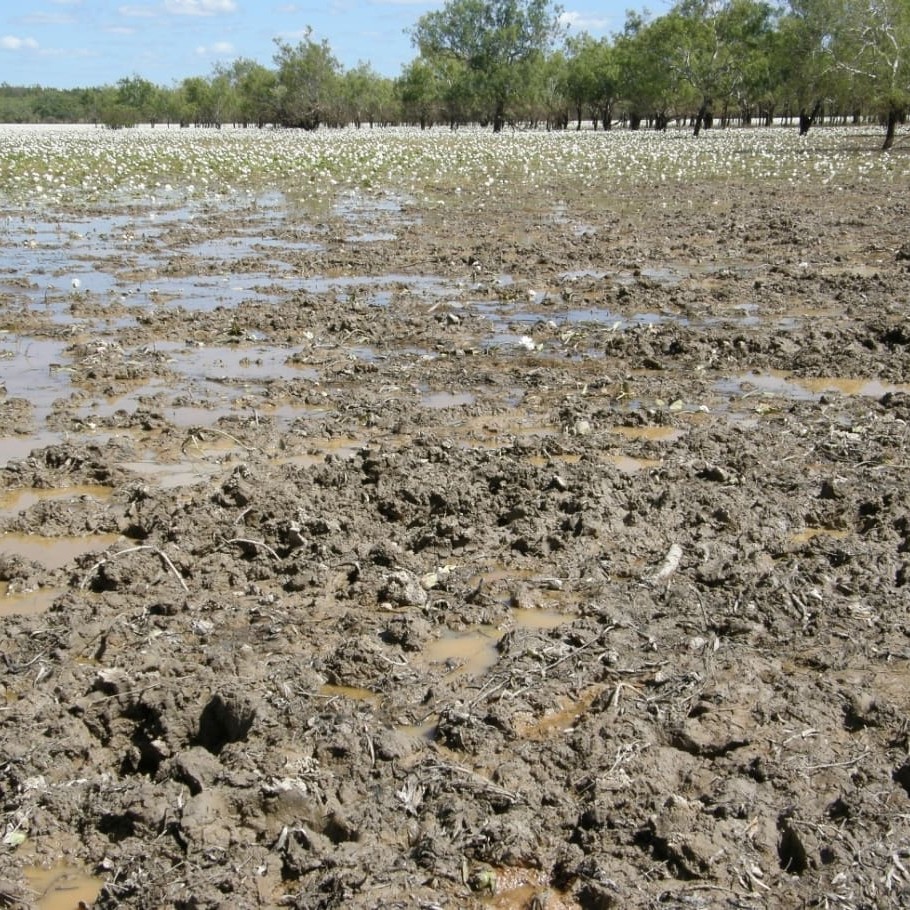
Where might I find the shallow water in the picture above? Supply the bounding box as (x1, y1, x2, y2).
(23, 860, 104, 910)
(0, 531, 121, 570)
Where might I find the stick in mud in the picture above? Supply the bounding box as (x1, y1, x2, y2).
(644, 542, 683, 585)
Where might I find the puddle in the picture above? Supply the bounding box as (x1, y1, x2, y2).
(477, 302, 668, 345)
(425, 608, 573, 678)
(0, 532, 121, 570)
(607, 454, 661, 472)
(790, 527, 850, 544)
(277, 437, 365, 468)
(511, 607, 574, 631)
(118, 458, 226, 489)
(796, 376, 908, 397)
(319, 683, 381, 704)
(0, 337, 73, 417)
(181, 234, 322, 259)
(149, 342, 318, 386)
(24, 861, 104, 910)
(458, 414, 559, 445)
(610, 425, 682, 442)
(423, 625, 501, 677)
(518, 685, 603, 741)
(345, 232, 396, 243)
(526, 453, 582, 467)
(0, 433, 66, 466)
(295, 272, 450, 300)
(0, 485, 112, 516)
(718, 370, 909, 402)
(421, 391, 476, 409)
(484, 867, 574, 909)
(0, 582, 61, 617)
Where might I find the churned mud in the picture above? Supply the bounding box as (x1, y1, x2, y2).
(1, 145, 910, 909)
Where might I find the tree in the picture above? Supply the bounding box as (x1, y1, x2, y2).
(342, 63, 395, 127)
(410, 0, 565, 130)
(215, 58, 279, 127)
(563, 34, 620, 129)
(776, 0, 840, 133)
(615, 12, 686, 129)
(398, 58, 440, 128)
(833, 0, 910, 149)
(670, 0, 775, 135)
(273, 30, 342, 129)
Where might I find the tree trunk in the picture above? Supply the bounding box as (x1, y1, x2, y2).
(575, 105, 582, 130)
(693, 99, 711, 137)
(882, 105, 899, 151)
(493, 100, 505, 133)
(799, 100, 822, 136)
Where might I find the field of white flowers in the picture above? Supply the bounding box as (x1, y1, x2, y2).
(0, 123, 906, 210)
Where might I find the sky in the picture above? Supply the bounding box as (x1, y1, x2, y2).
(0, 0, 636, 90)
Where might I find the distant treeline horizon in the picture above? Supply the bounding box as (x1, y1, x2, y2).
(0, 0, 907, 148)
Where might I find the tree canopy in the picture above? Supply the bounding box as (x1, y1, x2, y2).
(1, 0, 907, 148)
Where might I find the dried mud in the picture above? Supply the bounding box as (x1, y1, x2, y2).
(1, 153, 910, 909)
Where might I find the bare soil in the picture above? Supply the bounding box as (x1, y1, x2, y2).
(1, 156, 910, 909)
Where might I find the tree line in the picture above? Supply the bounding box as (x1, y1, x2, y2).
(1, 0, 907, 148)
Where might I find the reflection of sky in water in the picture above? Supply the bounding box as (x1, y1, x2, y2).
(0, 337, 73, 433)
(716, 371, 906, 401)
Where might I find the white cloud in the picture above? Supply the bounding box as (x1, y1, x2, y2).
(119, 5, 157, 17)
(22, 13, 76, 25)
(559, 11, 611, 31)
(1, 36, 40, 51)
(165, 0, 238, 15)
(196, 41, 235, 55)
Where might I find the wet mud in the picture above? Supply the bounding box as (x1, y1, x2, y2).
(1, 164, 910, 909)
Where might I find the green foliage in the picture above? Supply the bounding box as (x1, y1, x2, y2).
(0, 2, 906, 146)
(397, 59, 441, 127)
(411, 0, 565, 129)
(273, 31, 342, 129)
(563, 35, 620, 127)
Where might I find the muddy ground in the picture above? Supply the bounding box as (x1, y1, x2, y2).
(1, 136, 910, 909)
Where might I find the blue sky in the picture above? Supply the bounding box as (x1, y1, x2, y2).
(0, 0, 634, 90)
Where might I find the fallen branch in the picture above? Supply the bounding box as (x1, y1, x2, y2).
(219, 537, 281, 561)
(181, 426, 258, 456)
(644, 543, 683, 585)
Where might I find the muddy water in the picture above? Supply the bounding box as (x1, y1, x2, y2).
(0, 485, 111, 515)
(422, 625, 501, 676)
(24, 862, 103, 910)
(718, 370, 910, 401)
(0, 582, 61, 616)
(0, 532, 121, 570)
(2, 145, 910, 910)
(424, 608, 574, 677)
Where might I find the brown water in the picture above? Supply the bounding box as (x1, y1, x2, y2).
(423, 626, 501, 677)
(607, 453, 661, 472)
(0, 582, 62, 617)
(421, 390, 476, 409)
(24, 862, 104, 910)
(610, 425, 683, 442)
(0, 485, 112, 516)
(790, 527, 850, 545)
(424, 607, 573, 678)
(0, 532, 121, 570)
